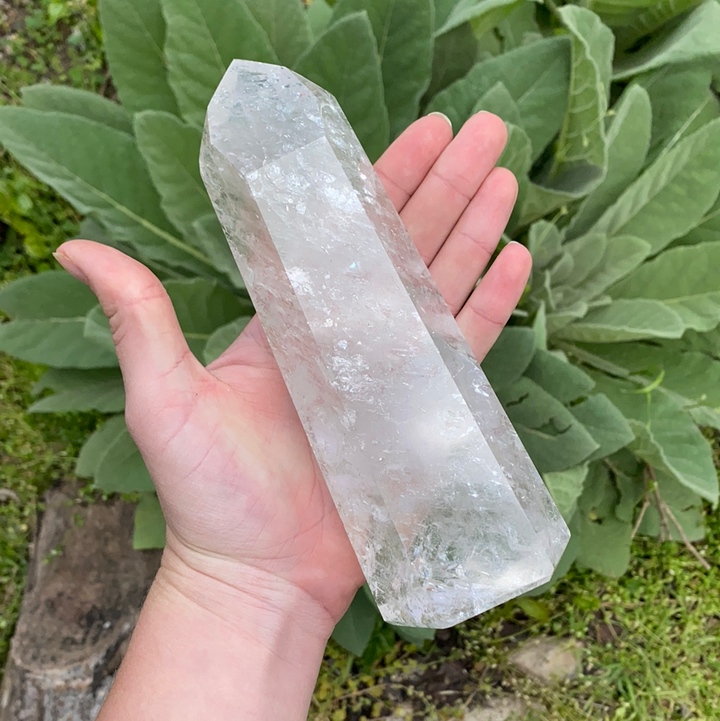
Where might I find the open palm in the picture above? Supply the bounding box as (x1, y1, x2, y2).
(56, 112, 531, 622)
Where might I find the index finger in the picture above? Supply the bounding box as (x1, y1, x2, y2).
(374, 113, 454, 212)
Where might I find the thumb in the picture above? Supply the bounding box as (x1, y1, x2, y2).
(54, 240, 202, 416)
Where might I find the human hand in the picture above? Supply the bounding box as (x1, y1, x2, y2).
(55, 112, 531, 630)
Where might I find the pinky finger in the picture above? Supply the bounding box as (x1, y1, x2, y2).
(455, 242, 532, 362)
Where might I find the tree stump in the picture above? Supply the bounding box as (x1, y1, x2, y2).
(0, 489, 160, 720)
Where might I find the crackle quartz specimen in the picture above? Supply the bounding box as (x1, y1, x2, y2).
(200, 61, 570, 628)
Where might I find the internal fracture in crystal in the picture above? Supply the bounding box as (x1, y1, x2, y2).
(200, 60, 570, 628)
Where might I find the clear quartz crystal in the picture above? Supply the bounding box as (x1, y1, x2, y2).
(200, 60, 570, 628)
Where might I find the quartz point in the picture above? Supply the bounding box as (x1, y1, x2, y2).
(199, 60, 570, 628)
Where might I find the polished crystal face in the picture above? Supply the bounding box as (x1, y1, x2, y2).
(200, 60, 570, 628)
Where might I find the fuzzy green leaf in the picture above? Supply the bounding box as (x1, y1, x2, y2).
(500, 378, 599, 472)
(561, 236, 651, 307)
(638, 67, 718, 165)
(683, 193, 720, 245)
(427, 37, 571, 157)
(21, 85, 133, 134)
(576, 514, 632, 577)
(555, 6, 613, 175)
(569, 85, 652, 238)
(562, 234, 607, 290)
(296, 13, 389, 161)
(0, 271, 97, 320)
(133, 493, 167, 550)
(83, 304, 115, 353)
(95, 425, 154, 493)
(29, 368, 125, 413)
(472, 82, 522, 126)
(524, 350, 595, 403)
(245, 0, 312, 67)
(0, 318, 118, 368)
(164, 279, 251, 358)
(610, 242, 720, 333)
(191, 215, 246, 290)
(307, 0, 333, 38)
(544, 464, 588, 520)
(425, 23, 478, 101)
(331, 0, 433, 140)
(591, 373, 719, 504)
(614, 1, 720, 79)
(481, 326, 536, 389)
(203, 316, 253, 365)
(558, 299, 685, 343)
(99, 0, 179, 115)
(588, 119, 720, 253)
(75, 415, 127, 478)
(134, 111, 212, 237)
(161, 0, 277, 127)
(332, 586, 378, 656)
(528, 221, 563, 271)
(436, 0, 522, 37)
(570, 393, 635, 462)
(0, 108, 211, 272)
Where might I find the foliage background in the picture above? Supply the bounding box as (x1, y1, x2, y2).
(1, 0, 720, 716)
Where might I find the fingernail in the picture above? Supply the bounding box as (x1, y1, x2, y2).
(427, 111, 453, 130)
(53, 250, 89, 285)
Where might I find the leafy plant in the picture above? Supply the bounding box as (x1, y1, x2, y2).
(1, 0, 719, 654)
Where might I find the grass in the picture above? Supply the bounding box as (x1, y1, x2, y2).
(311, 509, 720, 720)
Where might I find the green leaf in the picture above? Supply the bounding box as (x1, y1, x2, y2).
(472, 81, 522, 126)
(0, 318, 118, 368)
(425, 23, 478, 101)
(524, 349, 595, 403)
(191, 215, 246, 290)
(0, 271, 97, 319)
(203, 316, 253, 364)
(307, 0, 333, 39)
(554, 6, 613, 176)
(562, 234, 607, 290)
(557, 299, 685, 343)
(21, 85, 133, 135)
(99, 0, 179, 115)
(528, 221, 563, 271)
(588, 119, 720, 253)
(576, 513, 632, 577)
(29, 368, 125, 413)
(391, 625, 436, 646)
(683, 192, 720, 245)
(497, 124, 532, 230)
(638, 67, 717, 165)
(427, 36, 571, 157)
(590, 372, 719, 504)
(0, 108, 212, 272)
(332, 586, 378, 656)
(500, 378, 599, 472)
(496, 0, 539, 51)
(568, 85, 652, 238)
(436, 0, 522, 37)
(544, 464, 588, 520)
(244, 0, 312, 67)
(614, 1, 720, 79)
(561, 236, 651, 306)
(481, 326, 536, 388)
(76, 415, 127, 478)
(578, 342, 720, 429)
(614, 0, 704, 48)
(161, 0, 277, 127)
(610, 242, 720, 333)
(570, 393, 634, 462)
(134, 111, 212, 237)
(84, 304, 115, 353)
(546, 302, 589, 336)
(95, 425, 154, 493)
(296, 13, 390, 161)
(434, 0, 460, 29)
(164, 279, 250, 358)
(331, 0, 433, 140)
(133, 493, 167, 550)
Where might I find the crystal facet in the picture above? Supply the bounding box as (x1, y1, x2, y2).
(200, 61, 570, 628)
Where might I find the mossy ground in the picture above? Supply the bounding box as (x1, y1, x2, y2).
(1, 3, 720, 719)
